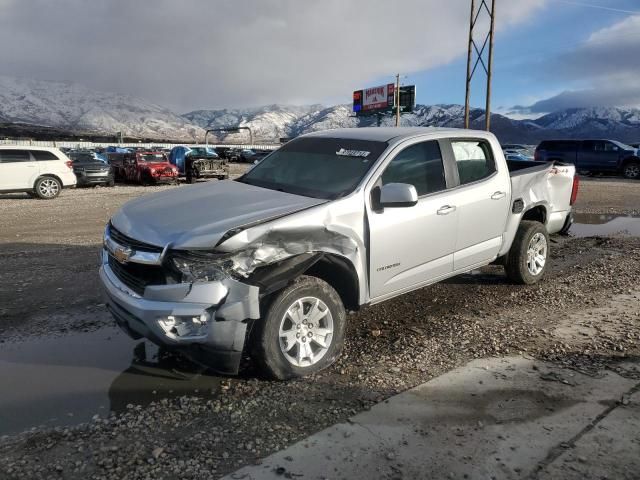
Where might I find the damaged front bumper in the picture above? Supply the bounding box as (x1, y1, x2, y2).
(99, 249, 260, 374)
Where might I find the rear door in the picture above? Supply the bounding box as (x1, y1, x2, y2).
(0, 149, 38, 190)
(29, 149, 63, 176)
(367, 139, 458, 300)
(443, 139, 511, 271)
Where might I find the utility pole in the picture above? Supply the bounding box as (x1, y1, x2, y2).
(395, 73, 401, 127)
(463, 0, 496, 131)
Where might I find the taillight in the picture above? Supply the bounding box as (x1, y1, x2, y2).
(534, 150, 541, 161)
(65, 160, 73, 170)
(570, 175, 579, 205)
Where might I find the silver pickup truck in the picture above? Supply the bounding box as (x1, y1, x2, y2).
(100, 128, 579, 379)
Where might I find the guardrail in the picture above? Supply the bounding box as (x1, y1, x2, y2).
(0, 139, 281, 150)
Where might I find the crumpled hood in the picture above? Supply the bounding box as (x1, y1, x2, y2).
(110, 180, 327, 249)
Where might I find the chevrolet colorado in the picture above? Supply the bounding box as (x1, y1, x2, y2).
(100, 128, 578, 379)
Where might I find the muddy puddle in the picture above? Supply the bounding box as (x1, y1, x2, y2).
(0, 328, 223, 436)
(572, 213, 640, 238)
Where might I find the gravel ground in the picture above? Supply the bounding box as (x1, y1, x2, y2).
(0, 175, 639, 479)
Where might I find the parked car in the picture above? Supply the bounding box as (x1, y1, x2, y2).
(168, 146, 228, 183)
(0, 146, 77, 199)
(69, 151, 114, 187)
(100, 127, 578, 379)
(107, 151, 178, 185)
(535, 139, 640, 179)
(504, 149, 534, 162)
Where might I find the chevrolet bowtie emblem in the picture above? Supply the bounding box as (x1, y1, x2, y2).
(114, 246, 133, 264)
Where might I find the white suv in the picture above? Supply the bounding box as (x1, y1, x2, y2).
(0, 146, 77, 199)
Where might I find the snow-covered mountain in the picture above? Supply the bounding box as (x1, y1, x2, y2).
(1, 75, 638, 143)
(184, 103, 640, 144)
(0, 75, 204, 141)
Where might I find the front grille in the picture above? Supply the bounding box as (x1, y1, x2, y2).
(109, 225, 163, 253)
(108, 255, 167, 295)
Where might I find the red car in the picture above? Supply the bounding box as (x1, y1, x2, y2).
(107, 151, 179, 185)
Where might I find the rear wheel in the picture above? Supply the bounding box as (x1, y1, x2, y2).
(34, 176, 61, 199)
(505, 220, 549, 285)
(623, 161, 640, 179)
(252, 276, 346, 380)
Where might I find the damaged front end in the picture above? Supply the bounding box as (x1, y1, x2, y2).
(100, 224, 260, 374)
(101, 197, 366, 375)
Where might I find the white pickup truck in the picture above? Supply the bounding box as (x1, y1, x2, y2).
(100, 128, 579, 379)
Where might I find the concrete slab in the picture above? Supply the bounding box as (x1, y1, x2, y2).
(223, 356, 639, 480)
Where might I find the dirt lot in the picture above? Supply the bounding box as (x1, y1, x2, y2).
(0, 176, 639, 479)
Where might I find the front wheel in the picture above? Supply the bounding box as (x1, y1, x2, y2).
(504, 220, 549, 285)
(252, 276, 346, 380)
(34, 176, 61, 199)
(623, 161, 640, 180)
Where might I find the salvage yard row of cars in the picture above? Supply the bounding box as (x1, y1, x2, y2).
(0, 144, 273, 199)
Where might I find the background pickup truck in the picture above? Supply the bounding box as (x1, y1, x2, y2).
(168, 146, 229, 183)
(535, 139, 639, 179)
(100, 127, 578, 380)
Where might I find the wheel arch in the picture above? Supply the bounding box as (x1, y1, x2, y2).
(247, 252, 360, 312)
(521, 204, 547, 224)
(34, 173, 64, 189)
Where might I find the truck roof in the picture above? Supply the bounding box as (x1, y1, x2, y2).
(303, 127, 493, 143)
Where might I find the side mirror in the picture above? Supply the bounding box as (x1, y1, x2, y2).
(379, 183, 418, 208)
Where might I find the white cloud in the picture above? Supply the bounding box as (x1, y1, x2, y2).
(0, 0, 545, 111)
(513, 14, 640, 114)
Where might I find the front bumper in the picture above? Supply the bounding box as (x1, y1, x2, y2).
(99, 249, 260, 374)
(76, 173, 112, 186)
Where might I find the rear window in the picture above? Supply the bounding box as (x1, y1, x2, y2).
(451, 140, 496, 185)
(30, 150, 60, 161)
(0, 149, 31, 163)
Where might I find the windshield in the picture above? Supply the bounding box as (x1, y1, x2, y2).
(189, 147, 216, 156)
(238, 137, 388, 199)
(140, 153, 167, 162)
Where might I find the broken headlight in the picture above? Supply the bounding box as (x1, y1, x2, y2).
(170, 252, 232, 283)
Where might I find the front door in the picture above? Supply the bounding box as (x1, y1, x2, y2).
(368, 139, 457, 300)
(580, 141, 620, 172)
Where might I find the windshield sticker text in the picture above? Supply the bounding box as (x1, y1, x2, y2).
(336, 148, 370, 158)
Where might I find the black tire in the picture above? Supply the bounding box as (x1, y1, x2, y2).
(252, 275, 346, 380)
(622, 161, 640, 180)
(34, 176, 62, 199)
(141, 172, 152, 186)
(504, 220, 549, 285)
(106, 177, 115, 187)
(186, 172, 195, 184)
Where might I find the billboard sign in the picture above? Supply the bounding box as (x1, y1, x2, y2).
(353, 83, 395, 115)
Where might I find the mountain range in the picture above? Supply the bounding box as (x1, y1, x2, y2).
(0, 76, 638, 144)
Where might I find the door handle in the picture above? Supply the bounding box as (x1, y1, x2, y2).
(491, 191, 506, 200)
(437, 205, 456, 215)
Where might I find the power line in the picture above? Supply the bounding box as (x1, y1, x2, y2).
(550, 0, 640, 15)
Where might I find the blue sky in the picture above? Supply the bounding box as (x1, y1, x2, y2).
(367, 0, 640, 117)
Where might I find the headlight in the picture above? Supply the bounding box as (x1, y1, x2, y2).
(149, 168, 156, 174)
(171, 253, 232, 283)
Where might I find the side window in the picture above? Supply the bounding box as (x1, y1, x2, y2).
(30, 150, 60, 161)
(381, 140, 446, 196)
(451, 140, 496, 185)
(603, 142, 618, 152)
(582, 141, 595, 151)
(0, 149, 31, 163)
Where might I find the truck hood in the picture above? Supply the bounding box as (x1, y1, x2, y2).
(110, 180, 327, 249)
